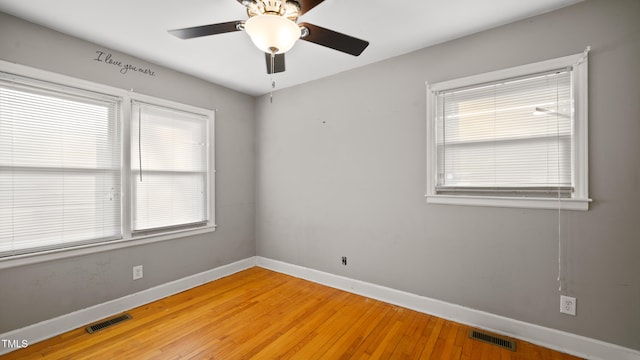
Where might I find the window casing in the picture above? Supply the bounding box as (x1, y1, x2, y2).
(426, 51, 590, 210)
(0, 61, 215, 260)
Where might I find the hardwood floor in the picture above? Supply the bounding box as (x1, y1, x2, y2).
(2, 267, 582, 359)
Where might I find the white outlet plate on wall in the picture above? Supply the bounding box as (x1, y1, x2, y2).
(560, 295, 576, 316)
(133, 265, 143, 280)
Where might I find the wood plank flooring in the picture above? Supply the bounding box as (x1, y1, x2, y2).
(2, 267, 583, 359)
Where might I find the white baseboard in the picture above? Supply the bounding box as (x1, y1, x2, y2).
(0, 256, 257, 355)
(3, 256, 638, 359)
(256, 256, 640, 360)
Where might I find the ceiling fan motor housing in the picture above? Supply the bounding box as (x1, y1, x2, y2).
(246, 0, 301, 22)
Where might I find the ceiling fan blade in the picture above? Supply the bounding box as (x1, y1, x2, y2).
(298, 22, 369, 56)
(169, 21, 243, 39)
(297, 0, 326, 15)
(265, 52, 286, 74)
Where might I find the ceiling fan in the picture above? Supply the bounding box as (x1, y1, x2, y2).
(169, 0, 370, 74)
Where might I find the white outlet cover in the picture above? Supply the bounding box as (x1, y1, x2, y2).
(560, 295, 576, 316)
(133, 265, 143, 280)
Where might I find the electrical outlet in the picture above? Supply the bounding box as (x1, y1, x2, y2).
(341, 256, 347, 266)
(560, 295, 576, 316)
(133, 265, 143, 280)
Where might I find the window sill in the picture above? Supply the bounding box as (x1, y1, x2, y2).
(425, 194, 591, 211)
(0, 224, 217, 270)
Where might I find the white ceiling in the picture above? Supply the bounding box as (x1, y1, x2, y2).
(0, 0, 582, 96)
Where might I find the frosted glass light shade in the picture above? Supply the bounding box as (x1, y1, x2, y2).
(245, 14, 301, 54)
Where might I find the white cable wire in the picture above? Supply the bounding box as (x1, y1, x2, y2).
(556, 72, 563, 292)
(138, 106, 143, 182)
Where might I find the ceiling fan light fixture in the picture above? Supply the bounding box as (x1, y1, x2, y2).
(245, 14, 301, 54)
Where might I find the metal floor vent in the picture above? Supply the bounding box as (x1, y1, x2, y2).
(86, 313, 132, 334)
(469, 329, 517, 352)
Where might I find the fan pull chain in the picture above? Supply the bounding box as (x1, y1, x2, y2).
(270, 79, 275, 103)
(269, 48, 276, 103)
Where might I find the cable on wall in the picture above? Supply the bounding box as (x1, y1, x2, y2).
(556, 71, 563, 292)
(557, 46, 591, 293)
(138, 103, 143, 182)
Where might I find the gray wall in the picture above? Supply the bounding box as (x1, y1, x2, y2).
(0, 13, 256, 332)
(256, 0, 640, 351)
(1, 0, 639, 353)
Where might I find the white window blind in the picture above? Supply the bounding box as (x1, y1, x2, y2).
(0, 74, 121, 257)
(131, 101, 209, 233)
(435, 69, 573, 198)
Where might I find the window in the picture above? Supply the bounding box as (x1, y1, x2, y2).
(131, 101, 210, 234)
(426, 51, 590, 210)
(0, 62, 215, 259)
(0, 74, 121, 256)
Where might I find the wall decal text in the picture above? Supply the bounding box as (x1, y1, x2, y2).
(94, 50, 156, 76)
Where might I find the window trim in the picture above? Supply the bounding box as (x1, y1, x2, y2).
(425, 51, 591, 211)
(0, 60, 216, 267)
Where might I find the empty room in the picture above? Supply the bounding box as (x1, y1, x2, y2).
(0, 0, 638, 358)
